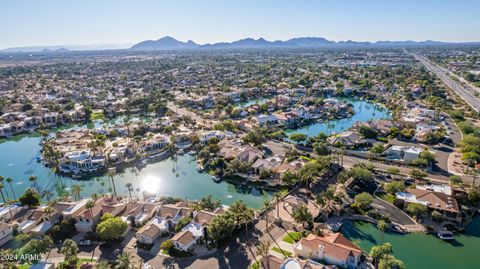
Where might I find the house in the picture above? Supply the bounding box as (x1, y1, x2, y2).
(395, 184, 461, 222)
(252, 155, 283, 174)
(136, 218, 164, 245)
(61, 198, 90, 219)
(327, 131, 367, 147)
(121, 201, 159, 226)
(254, 114, 278, 126)
(199, 131, 225, 145)
(0, 203, 22, 222)
(294, 233, 362, 268)
(75, 196, 126, 232)
(385, 145, 422, 162)
(0, 222, 13, 247)
(18, 206, 58, 234)
(171, 230, 196, 252)
(157, 204, 191, 230)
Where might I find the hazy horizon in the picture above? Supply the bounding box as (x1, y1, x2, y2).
(2, 0, 480, 50)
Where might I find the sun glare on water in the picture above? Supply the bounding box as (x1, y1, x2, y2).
(141, 174, 161, 194)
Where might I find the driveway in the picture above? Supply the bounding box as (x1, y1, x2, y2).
(372, 197, 416, 226)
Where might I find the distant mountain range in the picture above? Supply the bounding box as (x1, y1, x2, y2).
(3, 37, 479, 53)
(129, 36, 480, 50)
(1, 43, 133, 53)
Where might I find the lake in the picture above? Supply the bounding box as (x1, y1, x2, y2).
(342, 219, 480, 269)
(0, 122, 272, 208)
(286, 98, 391, 138)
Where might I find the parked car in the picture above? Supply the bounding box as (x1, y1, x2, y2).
(79, 240, 92, 246)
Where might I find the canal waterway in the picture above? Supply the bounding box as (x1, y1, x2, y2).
(342, 219, 480, 269)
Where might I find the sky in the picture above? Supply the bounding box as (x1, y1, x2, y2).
(1, 0, 480, 49)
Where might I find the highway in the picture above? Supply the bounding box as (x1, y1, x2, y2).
(411, 52, 480, 113)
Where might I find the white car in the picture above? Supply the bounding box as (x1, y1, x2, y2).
(79, 240, 92, 246)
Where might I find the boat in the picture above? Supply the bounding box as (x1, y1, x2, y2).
(212, 175, 222, 183)
(108, 167, 117, 173)
(389, 224, 405, 234)
(178, 149, 184, 155)
(36, 156, 43, 163)
(71, 174, 82, 179)
(437, 229, 454, 240)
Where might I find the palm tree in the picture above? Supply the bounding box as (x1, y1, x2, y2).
(85, 199, 96, 232)
(377, 220, 388, 244)
(6, 178, 15, 200)
(125, 183, 133, 199)
(29, 175, 39, 192)
(275, 192, 282, 220)
(241, 208, 255, 245)
(256, 240, 271, 262)
(71, 185, 82, 201)
(115, 252, 132, 269)
(0, 176, 8, 199)
(263, 201, 274, 232)
(42, 190, 53, 203)
(0, 183, 6, 203)
(108, 172, 117, 198)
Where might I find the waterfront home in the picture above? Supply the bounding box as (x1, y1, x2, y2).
(42, 112, 59, 126)
(273, 111, 300, 127)
(121, 201, 159, 226)
(254, 114, 279, 126)
(252, 155, 283, 174)
(327, 131, 368, 148)
(75, 196, 126, 232)
(0, 222, 13, 247)
(385, 145, 421, 162)
(171, 229, 196, 252)
(293, 233, 362, 268)
(395, 184, 461, 222)
(354, 119, 394, 137)
(0, 124, 12, 137)
(157, 204, 191, 229)
(60, 198, 90, 219)
(19, 206, 59, 235)
(140, 133, 170, 154)
(217, 138, 263, 163)
(283, 195, 320, 220)
(0, 203, 22, 222)
(199, 130, 226, 145)
(59, 150, 106, 174)
(271, 158, 308, 178)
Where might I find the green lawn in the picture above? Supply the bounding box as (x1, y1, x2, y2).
(91, 111, 105, 121)
(282, 231, 303, 244)
(272, 247, 292, 257)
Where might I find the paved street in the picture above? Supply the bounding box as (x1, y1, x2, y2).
(411, 52, 480, 113)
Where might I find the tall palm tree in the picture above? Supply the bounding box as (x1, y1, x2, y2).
(108, 172, 117, 198)
(263, 201, 273, 232)
(0, 176, 7, 199)
(6, 178, 15, 200)
(275, 192, 282, 220)
(71, 185, 82, 201)
(85, 199, 96, 232)
(0, 183, 6, 203)
(241, 208, 255, 245)
(377, 220, 388, 244)
(256, 240, 271, 263)
(125, 183, 133, 199)
(42, 190, 53, 203)
(29, 175, 39, 192)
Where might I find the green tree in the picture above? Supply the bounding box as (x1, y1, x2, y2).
(19, 188, 41, 208)
(354, 192, 374, 210)
(97, 216, 128, 241)
(115, 252, 133, 269)
(449, 175, 463, 187)
(383, 181, 404, 194)
(292, 205, 313, 228)
(378, 254, 405, 269)
(59, 239, 79, 268)
(410, 168, 428, 180)
(406, 203, 427, 218)
(209, 212, 236, 246)
(17, 236, 54, 264)
(289, 133, 307, 145)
